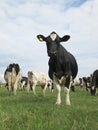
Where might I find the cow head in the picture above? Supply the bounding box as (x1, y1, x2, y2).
(28, 71, 33, 79)
(37, 32, 70, 57)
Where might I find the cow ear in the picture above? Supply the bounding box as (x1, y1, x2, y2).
(60, 35, 70, 42)
(37, 35, 45, 42)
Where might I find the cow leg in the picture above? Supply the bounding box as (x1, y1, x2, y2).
(32, 84, 36, 95)
(65, 75, 72, 105)
(8, 78, 12, 96)
(65, 87, 70, 105)
(21, 81, 25, 90)
(56, 84, 61, 105)
(43, 84, 47, 95)
(14, 82, 18, 95)
(26, 82, 30, 92)
(53, 74, 61, 105)
(8, 85, 12, 96)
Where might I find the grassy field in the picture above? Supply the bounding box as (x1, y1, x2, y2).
(0, 86, 98, 130)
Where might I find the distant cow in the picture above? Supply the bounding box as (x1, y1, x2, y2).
(4, 63, 22, 95)
(18, 76, 28, 90)
(27, 71, 48, 95)
(37, 32, 78, 105)
(78, 76, 91, 91)
(83, 76, 91, 91)
(90, 70, 98, 96)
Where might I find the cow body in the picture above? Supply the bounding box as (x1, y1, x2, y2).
(37, 32, 78, 105)
(27, 71, 48, 95)
(91, 70, 98, 95)
(4, 63, 22, 95)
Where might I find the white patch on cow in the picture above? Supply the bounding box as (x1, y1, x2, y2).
(50, 33, 57, 41)
(87, 83, 90, 87)
(92, 86, 95, 90)
(69, 76, 73, 88)
(56, 84, 61, 105)
(14, 71, 22, 95)
(53, 74, 61, 105)
(58, 76, 66, 85)
(53, 74, 72, 105)
(64, 76, 72, 105)
(65, 87, 70, 105)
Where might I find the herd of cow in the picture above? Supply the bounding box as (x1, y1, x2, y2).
(4, 63, 53, 95)
(3, 32, 98, 106)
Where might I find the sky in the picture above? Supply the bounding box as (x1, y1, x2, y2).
(0, 0, 98, 82)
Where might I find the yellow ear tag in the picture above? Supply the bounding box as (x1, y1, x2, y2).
(39, 37, 43, 41)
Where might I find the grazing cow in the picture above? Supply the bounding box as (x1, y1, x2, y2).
(78, 76, 91, 91)
(4, 63, 22, 95)
(27, 71, 48, 95)
(90, 70, 98, 96)
(83, 76, 92, 91)
(19, 76, 28, 90)
(37, 32, 78, 105)
(73, 78, 81, 86)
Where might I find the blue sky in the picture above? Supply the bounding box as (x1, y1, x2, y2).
(0, 0, 98, 81)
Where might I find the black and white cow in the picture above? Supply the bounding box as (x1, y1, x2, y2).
(37, 32, 78, 105)
(90, 70, 98, 96)
(84, 76, 92, 91)
(78, 76, 92, 91)
(4, 63, 22, 95)
(20, 76, 28, 90)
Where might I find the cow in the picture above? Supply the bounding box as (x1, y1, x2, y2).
(4, 63, 22, 95)
(37, 32, 78, 105)
(90, 70, 98, 96)
(78, 76, 91, 91)
(27, 71, 48, 95)
(83, 76, 92, 91)
(19, 76, 28, 90)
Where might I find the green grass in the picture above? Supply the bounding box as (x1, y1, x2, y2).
(0, 86, 98, 130)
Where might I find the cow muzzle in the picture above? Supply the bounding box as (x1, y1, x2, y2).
(48, 51, 57, 57)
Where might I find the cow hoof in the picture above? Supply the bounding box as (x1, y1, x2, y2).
(55, 102, 61, 105)
(66, 102, 71, 106)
